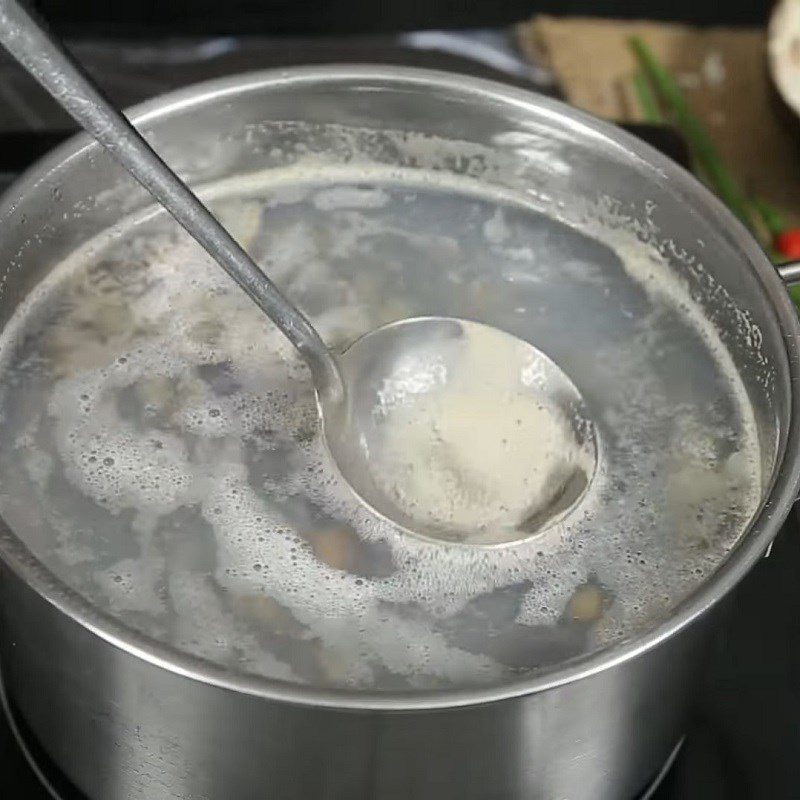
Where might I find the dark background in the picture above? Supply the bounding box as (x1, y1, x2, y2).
(33, 0, 774, 36)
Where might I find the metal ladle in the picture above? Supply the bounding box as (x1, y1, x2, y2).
(0, 0, 597, 545)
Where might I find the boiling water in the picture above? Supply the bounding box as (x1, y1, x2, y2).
(0, 169, 762, 690)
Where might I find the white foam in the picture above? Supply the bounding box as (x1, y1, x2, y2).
(0, 157, 765, 689)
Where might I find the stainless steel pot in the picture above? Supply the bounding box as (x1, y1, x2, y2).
(0, 66, 798, 800)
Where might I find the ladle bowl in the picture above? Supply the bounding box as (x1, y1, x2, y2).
(326, 316, 598, 545)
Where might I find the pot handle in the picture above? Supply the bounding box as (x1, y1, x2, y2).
(763, 261, 800, 560)
(778, 261, 800, 287)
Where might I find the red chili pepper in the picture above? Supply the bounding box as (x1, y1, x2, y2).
(776, 229, 800, 260)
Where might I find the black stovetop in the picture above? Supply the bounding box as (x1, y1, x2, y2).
(0, 32, 798, 800)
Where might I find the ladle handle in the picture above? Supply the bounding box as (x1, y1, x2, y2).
(778, 261, 800, 288)
(0, 0, 342, 397)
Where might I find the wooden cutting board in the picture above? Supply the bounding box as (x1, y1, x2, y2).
(517, 16, 800, 224)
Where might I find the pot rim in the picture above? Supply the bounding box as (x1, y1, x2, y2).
(1, 64, 798, 712)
